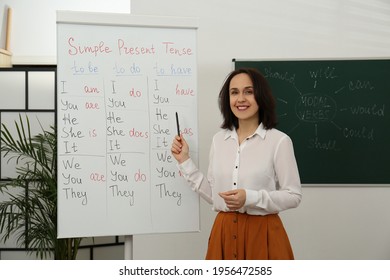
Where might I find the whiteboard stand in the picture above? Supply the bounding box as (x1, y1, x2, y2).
(56, 10, 200, 241)
(124, 235, 133, 260)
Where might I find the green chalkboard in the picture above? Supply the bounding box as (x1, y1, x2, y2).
(235, 59, 390, 184)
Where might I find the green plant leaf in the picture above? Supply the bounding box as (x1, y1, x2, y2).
(0, 114, 82, 259)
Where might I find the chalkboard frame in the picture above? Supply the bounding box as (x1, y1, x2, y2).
(234, 58, 390, 186)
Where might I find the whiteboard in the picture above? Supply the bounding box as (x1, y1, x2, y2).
(56, 11, 199, 238)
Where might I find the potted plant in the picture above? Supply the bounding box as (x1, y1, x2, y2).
(0, 114, 82, 259)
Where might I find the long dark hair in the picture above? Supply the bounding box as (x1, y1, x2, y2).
(218, 68, 277, 130)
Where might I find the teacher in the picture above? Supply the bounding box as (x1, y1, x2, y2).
(171, 68, 302, 260)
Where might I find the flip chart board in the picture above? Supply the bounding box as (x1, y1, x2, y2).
(57, 11, 199, 238)
(235, 59, 390, 185)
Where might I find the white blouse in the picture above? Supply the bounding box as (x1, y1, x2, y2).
(178, 123, 302, 215)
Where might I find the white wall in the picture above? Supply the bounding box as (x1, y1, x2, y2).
(1, 0, 390, 260)
(0, 0, 131, 64)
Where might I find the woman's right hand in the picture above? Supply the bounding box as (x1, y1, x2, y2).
(171, 134, 190, 164)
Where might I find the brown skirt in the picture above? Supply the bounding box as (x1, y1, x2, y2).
(205, 212, 294, 260)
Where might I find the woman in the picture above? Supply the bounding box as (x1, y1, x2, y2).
(171, 68, 302, 260)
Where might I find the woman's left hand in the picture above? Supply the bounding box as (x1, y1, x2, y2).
(219, 189, 246, 211)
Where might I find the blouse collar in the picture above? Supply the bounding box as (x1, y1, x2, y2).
(224, 123, 267, 141)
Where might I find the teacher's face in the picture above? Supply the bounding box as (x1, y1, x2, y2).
(229, 73, 259, 124)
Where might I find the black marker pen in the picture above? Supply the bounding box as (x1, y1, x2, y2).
(175, 112, 180, 136)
